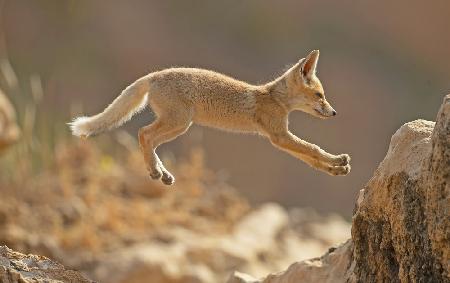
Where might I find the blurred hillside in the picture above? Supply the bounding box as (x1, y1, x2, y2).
(0, 140, 351, 282)
(1, 0, 449, 216)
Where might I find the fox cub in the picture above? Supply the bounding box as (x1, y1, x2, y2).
(70, 50, 351, 185)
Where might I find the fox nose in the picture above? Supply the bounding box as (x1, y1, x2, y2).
(332, 110, 337, 116)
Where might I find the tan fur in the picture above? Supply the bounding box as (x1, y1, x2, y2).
(0, 90, 20, 152)
(70, 50, 351, 185)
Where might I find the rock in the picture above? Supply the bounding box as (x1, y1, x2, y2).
(229, 94, 450, 283)
(0, 90, 20, 152)
(423, 95, 450, 278)
(0, 245, 92, 283)
(228, 240, 353, 283)
(351, 95, 449, 282)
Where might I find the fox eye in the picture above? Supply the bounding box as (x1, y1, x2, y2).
(315, 92, 324, 99)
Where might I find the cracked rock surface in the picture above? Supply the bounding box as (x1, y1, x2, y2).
(0, 246, 92, 283)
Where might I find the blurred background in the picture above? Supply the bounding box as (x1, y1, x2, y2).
(0, 1, 448, 282)
(1, 0, 449, 214)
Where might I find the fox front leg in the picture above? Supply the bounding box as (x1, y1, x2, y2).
(269, 131, 351, 176)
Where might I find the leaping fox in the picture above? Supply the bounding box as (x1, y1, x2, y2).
(70, 50, 351, 185)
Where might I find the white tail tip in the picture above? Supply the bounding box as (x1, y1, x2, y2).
(68, 116, 92, 137)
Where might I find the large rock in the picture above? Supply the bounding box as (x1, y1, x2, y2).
(229, 94, 450, 283)
(351, 96, 449, 281)
(0, 246, 92, 283)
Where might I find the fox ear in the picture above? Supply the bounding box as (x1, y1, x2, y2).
(300, 50, 320, 82)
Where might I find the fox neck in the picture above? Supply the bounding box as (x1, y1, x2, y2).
(264, 75, 297, 113)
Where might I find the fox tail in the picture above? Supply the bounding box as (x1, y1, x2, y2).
(69, 76, 150, 138)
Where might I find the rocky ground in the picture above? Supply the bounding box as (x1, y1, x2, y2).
(229, 94, 449, 282)
(0, 246, 92, 283)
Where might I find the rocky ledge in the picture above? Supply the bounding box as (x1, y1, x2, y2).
(229, 94, 449, 283)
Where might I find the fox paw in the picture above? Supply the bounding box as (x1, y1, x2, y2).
(327, 164, 351, 176)
(149, 167, 162, 180)
(148, 165, 175, 185)
(161, 170, 175, 185)
(332, 154, 351, 166)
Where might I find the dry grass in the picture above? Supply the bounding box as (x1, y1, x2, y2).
(0, 139, 250, 257)
(0, 56, 65, 180)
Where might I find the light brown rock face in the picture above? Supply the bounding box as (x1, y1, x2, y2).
(229, 94, 450, 283)
(0, 91, 20, 152)
(352, 95, 449, 282)
(0, 246, 92, 283)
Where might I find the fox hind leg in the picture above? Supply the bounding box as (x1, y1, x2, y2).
(152, 123, 192, 185)
(139, 121, 164, 180)
(138, 112, 192, 185)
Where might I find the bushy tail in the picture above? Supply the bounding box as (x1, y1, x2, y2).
(69, 76, 150, 137)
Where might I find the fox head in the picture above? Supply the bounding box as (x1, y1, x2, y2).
(279, 50, 336, 119)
